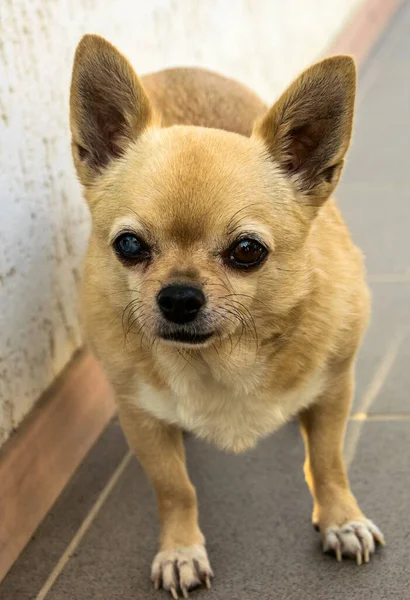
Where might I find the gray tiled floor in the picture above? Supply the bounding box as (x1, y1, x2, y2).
(338, 1, 410, 275)
(2, 3, 410, 599)
(42, 424, 410, 600)
(353, 282, 410, 413)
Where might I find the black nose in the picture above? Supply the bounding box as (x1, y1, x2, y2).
(157, 284, 205, 324)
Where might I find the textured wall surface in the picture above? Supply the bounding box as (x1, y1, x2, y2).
(0, 0, 362, 445)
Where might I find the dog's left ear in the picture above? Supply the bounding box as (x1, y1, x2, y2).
(253, 56, 356, 205)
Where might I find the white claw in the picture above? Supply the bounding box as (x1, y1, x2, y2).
(170, 586, 179, 600)
(151, 545, 212, 595)
(181, 585, 189, 599)
(366, 519, 386, 546)
(324, 520, 384, 564)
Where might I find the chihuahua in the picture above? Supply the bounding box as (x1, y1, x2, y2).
(70, 35, 384, 598)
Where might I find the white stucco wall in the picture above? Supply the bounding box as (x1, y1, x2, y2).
(0, 0, 363, 445)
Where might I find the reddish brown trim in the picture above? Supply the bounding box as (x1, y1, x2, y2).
(327, 0, 404, 60)
(0, 351, 115, 582)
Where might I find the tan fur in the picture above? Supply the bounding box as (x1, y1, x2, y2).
(70, 34, 384, 595)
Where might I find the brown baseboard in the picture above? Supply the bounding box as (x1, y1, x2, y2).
(0, 0, 403, 585)
(0, 350, 116, 582)
(326, 0, 404, 59)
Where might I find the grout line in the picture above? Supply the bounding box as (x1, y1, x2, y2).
(344, 334, 404, 467)
(351, 412, 410, 421)
(35, 449, 133, 600)
(368, 273, 410, 283)
(355, 2, 409, 106)
(358, 334, 404, 415)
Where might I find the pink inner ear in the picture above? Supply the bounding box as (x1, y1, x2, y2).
(102, 118, 127, 158)
(93, 98, 128, 154)
(79, 89, 129, 168)
(286, 124, 320, 173)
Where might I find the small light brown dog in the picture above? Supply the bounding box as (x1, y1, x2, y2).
(70, 35, 385, 598)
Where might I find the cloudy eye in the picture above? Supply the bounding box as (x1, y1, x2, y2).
(226, 238, 268, 270)
(113, 232, 150, 263)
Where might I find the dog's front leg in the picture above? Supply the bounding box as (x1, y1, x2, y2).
(299, 366, 385, 564)
(119, 403, 212, 598)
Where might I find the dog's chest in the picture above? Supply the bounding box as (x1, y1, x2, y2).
(137, 362, 325, 453)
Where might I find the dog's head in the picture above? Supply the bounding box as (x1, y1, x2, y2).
(70, 35, 356, 351)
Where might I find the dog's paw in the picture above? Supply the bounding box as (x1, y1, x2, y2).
(151, 544, 213, 598)
(323, 519, 385, 565)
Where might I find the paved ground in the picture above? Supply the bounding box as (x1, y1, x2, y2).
(2, 4, 410, 599)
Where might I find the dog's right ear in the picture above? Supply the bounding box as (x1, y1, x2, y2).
(70, 35, 154, 186)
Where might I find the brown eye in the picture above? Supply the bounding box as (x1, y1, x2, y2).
(227, 238, 268, 270)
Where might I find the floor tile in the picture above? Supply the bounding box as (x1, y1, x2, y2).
(354, 283, 410, 413)
(0, 420, 128, 600)
(43, 422, 410, 600)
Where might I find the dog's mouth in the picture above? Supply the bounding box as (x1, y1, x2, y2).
(159, 329, 214, 346)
